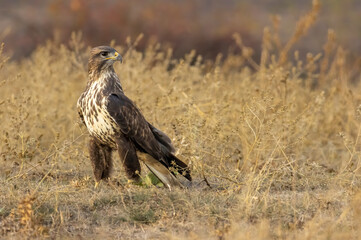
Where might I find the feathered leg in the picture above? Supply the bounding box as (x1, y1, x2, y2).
(115, 137, 141, 181)
(89, 138, 113, 186)
(89, 138, 103, 183)
(100, 144, 113, 179)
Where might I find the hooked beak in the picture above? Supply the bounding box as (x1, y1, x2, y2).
(106, 51, 123, 63)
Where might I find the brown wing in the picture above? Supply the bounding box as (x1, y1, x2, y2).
(148, 123, 176, 154)
(106, 93, 166, 164)
(106, 93, 192, 181)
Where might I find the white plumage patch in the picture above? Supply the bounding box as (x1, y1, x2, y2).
(78, 71, 121, 148)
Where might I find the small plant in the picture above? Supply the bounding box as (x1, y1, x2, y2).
(0, 194, 48, 237)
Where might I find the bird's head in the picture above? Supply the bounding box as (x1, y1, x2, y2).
(88, 46, 122, 77)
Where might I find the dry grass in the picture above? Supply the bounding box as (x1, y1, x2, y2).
(2, 4, 361, 239)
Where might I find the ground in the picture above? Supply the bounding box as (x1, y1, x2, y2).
(1, 7, 361, 239)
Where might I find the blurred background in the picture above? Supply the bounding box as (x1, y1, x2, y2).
(0, 0, 360, 60)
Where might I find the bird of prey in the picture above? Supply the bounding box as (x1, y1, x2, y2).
(77, 46, 191, 189)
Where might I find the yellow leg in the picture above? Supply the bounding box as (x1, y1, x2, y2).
(94, 181, 100, 189)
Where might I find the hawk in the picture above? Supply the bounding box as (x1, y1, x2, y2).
(77, 46, 191, 189)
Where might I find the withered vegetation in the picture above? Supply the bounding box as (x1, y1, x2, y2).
(1, 2, 361, 239)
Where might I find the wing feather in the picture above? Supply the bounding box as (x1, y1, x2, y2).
(148, 123, 176, 154)
(106, 93, 165, 163)
(106, 93, 191, 183)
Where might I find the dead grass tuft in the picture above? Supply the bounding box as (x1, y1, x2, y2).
(1, 2, 361, 239)
(1, 194, 48, 238)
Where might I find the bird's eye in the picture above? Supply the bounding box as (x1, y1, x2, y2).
(101, 52, 108, 57)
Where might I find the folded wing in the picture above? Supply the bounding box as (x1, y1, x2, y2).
(106, 93, 191, 186)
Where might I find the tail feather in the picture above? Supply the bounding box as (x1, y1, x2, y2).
(167, 153, 192, 181)
(142, 155, 184, 190)
(148, 123, 192, 181)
